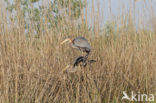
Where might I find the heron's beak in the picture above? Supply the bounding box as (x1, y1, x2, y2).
(61, 38, 72, 45)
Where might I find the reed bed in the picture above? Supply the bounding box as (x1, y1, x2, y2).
(0, 0, 156, 103)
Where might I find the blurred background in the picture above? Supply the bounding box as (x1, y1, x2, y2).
(1, 0, 156, 33)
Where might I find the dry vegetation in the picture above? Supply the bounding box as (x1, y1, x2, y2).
(0, 0, 156, 103)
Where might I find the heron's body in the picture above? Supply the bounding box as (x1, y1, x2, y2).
(61, 36, 91, 57)
(71, 37, 91, 56)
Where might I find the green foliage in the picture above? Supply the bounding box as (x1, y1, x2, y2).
(105, 21, 115, 36)
(51, 0, 85, 19)
(4, 0, 86, 34)
(30, 0, 39, 3)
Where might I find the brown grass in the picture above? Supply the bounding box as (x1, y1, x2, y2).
(0, 0, 156, 103)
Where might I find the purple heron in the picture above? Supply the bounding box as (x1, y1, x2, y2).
(61, 36, 91, 57)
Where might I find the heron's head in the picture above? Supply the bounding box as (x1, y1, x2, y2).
(61, 38, 72, 45)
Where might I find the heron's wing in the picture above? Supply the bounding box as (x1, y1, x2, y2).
(73, 37, 91, 50)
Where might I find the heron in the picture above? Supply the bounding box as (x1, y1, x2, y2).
(61, 36, 91, 58)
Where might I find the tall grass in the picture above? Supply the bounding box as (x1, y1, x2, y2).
(0, 0, 156, 103)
